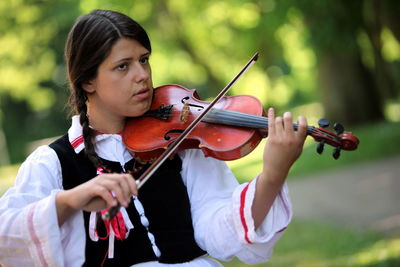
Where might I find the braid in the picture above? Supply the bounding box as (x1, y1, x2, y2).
(76, 91, 105, 170)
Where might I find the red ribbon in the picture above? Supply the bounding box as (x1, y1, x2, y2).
(96, 210, 127, 240)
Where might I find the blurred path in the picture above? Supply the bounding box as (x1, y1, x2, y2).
(288, 155, 400, 236)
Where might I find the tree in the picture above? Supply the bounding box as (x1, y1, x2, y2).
(0, 1, 79, 162)
(292, 0, 399, 126)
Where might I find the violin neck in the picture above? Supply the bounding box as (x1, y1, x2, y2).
(203, 108, 315, 135)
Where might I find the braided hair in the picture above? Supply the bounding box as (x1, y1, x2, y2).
(65, 9, 151, 169)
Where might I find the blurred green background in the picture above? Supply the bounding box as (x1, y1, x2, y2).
(0, 0, 399, 266)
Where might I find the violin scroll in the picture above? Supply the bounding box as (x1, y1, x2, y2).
(311, 118, 359, 159)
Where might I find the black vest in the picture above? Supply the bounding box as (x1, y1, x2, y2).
(49, 134, 206, 266)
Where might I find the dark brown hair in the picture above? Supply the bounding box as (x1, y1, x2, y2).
(65, 9, 151, 168)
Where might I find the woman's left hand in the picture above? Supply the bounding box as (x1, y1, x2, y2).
(261, 107, 308, 184)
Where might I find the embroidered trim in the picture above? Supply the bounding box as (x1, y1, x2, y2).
(28, 203, 49, 267)
(240, 183, 252, 244)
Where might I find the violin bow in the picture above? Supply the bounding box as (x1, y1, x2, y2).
(103, 52, 259, 220)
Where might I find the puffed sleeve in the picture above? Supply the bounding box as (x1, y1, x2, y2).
(179, 149, 292, 264)
(0, 146, 85, 267)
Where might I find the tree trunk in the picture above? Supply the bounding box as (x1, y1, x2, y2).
(364, 0, 398, 100)
(318, 51, 384, 126)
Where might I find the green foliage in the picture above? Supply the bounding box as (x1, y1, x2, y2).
(0, 1, 75, 111)
(0, 0, 399, 163)
(0, 1, 79, 162)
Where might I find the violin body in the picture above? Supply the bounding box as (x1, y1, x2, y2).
(123, 84, 266, 162)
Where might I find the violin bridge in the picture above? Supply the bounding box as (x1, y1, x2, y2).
(180, 102, 190, 123)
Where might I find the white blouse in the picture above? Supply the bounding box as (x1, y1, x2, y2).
(0, 116, 292, 267)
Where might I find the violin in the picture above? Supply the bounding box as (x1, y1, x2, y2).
(123, 84, 359, 162)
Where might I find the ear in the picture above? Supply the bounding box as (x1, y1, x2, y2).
(82, 80, 96, 93)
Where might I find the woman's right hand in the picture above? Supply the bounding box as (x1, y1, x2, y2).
(56, 173, 137, 226)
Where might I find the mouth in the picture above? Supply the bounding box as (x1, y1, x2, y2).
(133, 87, 151, 100)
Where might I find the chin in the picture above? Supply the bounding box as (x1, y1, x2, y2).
(128, 106, 150, 118)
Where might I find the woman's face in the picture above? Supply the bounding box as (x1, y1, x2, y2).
(84, 38, 153, 128)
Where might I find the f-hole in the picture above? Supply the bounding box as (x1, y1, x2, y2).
(181, 97, 204, 111)
(164, 129, 184, 140)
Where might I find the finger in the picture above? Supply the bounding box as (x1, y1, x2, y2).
(93, 185, 118, 208)
(124, 173, 138, 196)
(267, 107, 275, 136)
(118, 173, 138, 201)
(107, 174, 134, 196)
(117, 174, 133, 203)
(296, 115, 308, 139)
(283, 112, 294, 136)
(275, 116, 284, 134)
(101, 178, 128, 207)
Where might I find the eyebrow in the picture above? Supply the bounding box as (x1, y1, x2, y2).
(113, 52, 151, 65)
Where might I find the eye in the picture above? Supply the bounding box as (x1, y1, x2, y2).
(139, 57, 149, 65)
(117, 63, 128, 71)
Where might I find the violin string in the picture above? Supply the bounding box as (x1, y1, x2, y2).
(211, 111, 335, 139)
(158, 108, 339, 141)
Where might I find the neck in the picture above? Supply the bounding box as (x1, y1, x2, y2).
(89, 120, 125, 134)
(86, 106, 125, 134)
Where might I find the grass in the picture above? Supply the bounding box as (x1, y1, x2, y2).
(219, 219, 400, 267)
(0, 120, 399, 266)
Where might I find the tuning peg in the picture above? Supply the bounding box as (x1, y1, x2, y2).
(318, 118, 330, 128)
(333, 147, 341, 159)
(333, 123, 344, 135)
(316, 140, 325, 154)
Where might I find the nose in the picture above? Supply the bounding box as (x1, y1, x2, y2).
(134, 64, 150, 83)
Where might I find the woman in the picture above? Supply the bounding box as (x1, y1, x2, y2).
(0, 9, 307, 266)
